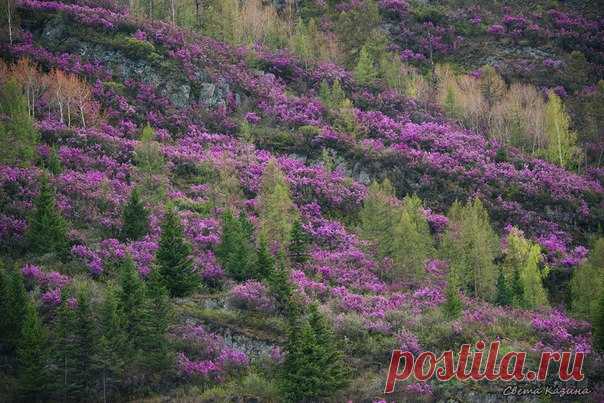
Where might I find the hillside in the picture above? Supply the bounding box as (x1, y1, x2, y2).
(0, 0, 603, 402)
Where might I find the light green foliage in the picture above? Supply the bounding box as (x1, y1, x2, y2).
(543, 91, 581, 169)
(390, 195, 435, 282)
(442, 198, 499, 300)
(503, 228, 549, 309)
(357, 179, 398, 259)
(0, 78, 38, 166)
(495, 268, 513, 306)
(27, 175, 69, 256)
(570, 238, 604, 320)
(257, 159, 298, 252)
(443, 272, 462, 319)
(156, 206, 198, 297)
(353, 46, 377, 85)
(216, 210, 255, 281)
(380, 53, 408, 94)
(135, 124, 164, 175)
(319, 79, 347, 110)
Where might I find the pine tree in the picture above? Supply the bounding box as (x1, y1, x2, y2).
(257, 159, 298, 252)
(1, 268, 28, 350)
(255, 235, 275, 280)
(443, 271, 463, 319)
(156, 207, 198, 297)
(27, 174, 69, 256)
(139, 267, 172, 375)
(479, 65, 506, 108)
(543, 91, 580, 169)
(390, 195, 434, 282)
(0, 78, 39, 166)
(216, 210, 255, 281)
(289, 220, 309, 265)
(442, 198, 499, 301)
(570, 238, 604, 320)
(96, 284, 125, 403)
(16, 299, 48, 400)
(503, 228, 549, 309)
(495, 268, 512, 306)
(239, 210, 255, 242)
(121, 187, 149, 241)
(134, 123, 164, 174)
(594, 287, 604, 352)
(353, 45, 377, 85)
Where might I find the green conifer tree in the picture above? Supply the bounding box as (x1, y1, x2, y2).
(121, 187, 149, 241)
(443, 271, 463, 319)
(390, 195, 435, 282)
(495, 268, 513, 306)
(16, 299, 48, 400)
(71, 289, 96, 398)
(442, 198, 499, 300)
(289, 220, 309, 265)
(156, 207, 198, 297)
(255, 235, 275, 280)
(353, 45, 377, 85)
(0, 78, 38, 166)
(266, 252, 294, 314)
(357, 179, 398, 259)
(1, 268, 28, 350)
(257, 159, 298, 252)
(216, 210, 255, 281)
(47, 145, 63, 175)
(570, 238, 604, 320)
(140, 267, 172, 374)
(503, 228, 549, 309)
(117, 256, 147, 354)
(96, 284, 125, 403)
(27, 174, 69, 256)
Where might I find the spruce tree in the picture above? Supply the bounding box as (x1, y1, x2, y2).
(16, 299, 48, 400)
(307, 305, 349, 396)
(121, 187, 149, 241)
(117, 256, 147, 354)
(216, 210, 254, 281)
(140, 267, 172, 375)
(71, 289, 97, 399)
(353, 45, 377, 85)
(27, 174, 69, 256)
(53, 298, 80, 401)
(1, 268, 28, 350)
(495, 268, 512, 306)
(96, 284, 125, 403)
(0, 78, 38, 166)
(156, 207, 198, 297)
(289, 220, 309, 265)
(267, 252, 295, 315)
(255, 235, 275, 280)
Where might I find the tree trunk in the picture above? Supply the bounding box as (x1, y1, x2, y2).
(7, 0, 13, 45)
